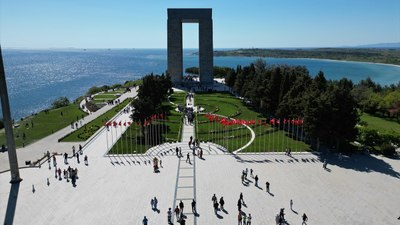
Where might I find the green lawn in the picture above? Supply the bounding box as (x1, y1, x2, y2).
(360, 113, 400, 134)
(108, 97, 184, 155)
(60, 98, 132, 142)
(195, 92, 310, 152)
(0, 104, 87, 148)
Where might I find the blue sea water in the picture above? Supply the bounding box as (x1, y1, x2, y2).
(2, 48, 400, 120)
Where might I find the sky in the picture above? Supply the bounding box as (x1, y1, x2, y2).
(0, 0, 399, 49)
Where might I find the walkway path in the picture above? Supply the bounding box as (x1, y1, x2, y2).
(172, 92, 197, 225)
(0, 88, 138, 172)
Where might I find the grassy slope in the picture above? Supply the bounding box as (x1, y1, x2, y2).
(0, 104, 87, 147)
(360, 113, 400, 134)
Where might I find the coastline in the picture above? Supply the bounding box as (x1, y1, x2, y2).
(215, 55, 400, 68)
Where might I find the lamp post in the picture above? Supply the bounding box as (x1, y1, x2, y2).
(0, 45, 22, 183)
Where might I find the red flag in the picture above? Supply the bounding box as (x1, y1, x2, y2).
(113, 121, 117, 127)
(128, 121, 132, 126)
(119, 121, 122, 126)
(123, 122, 126, 126)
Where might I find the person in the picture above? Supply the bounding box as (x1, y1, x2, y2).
(142, 216, 148, 225)
(179, 218, 186, 225)
(323, 159, 327, 169)
(247, 213, 252, 225)
(240, 192, 244, 203)
(151, 198, 154, 209)
(302, 213, 308, 224)
(174, 206, 180, 221)
(64, 152, 68, 164)
(167, 208, 172, 224)
(254, 175, 258, 186)
(186, 153, 191, 164)
(237, 199, 242, 211)
(250, 168, 253, 177)
(238, 212, 242, 225)
(212, 194, 217, 204)
(290, 199, 293, 210)
(76, 153, 80, 163)
(179, 200, 184, 213)
(179, 147, 182, 157)
(242, 213, 247, 224)
(176, 147, 179, 157)
(213, 201, 219, 214)
(191, 199, 196, 213)
(153, 197, 158, 209)
(266, 181, 270, 193)
(219, 197, 225, 211)
(279, 208, 285, 221)
(57, 168, 62, 180)
(84, 155, 88, 165)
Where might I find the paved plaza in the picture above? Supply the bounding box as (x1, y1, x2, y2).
(1, 85, 400, 225)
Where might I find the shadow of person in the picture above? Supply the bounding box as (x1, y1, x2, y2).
(325, 168, 332, 172)
(256, 186, 263, 190)
(268, 192, 275, 197)
(4, 182, 20, 225)
(216, 213, 223, 219)
(222, 209, 229, 214)
(194, 212, 200, 217)
(291, 209, 298, 214)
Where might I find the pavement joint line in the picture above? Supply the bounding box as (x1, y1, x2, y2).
(179, 176, 194, 178)
(177, 186, 194, 188)
(175, 198, 194, 201)
(172, 156, 181, 215)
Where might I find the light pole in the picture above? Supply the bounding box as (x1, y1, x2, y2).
(0, 45, 22, 183)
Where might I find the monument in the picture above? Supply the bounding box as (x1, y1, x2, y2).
(167, 8, 213, 85)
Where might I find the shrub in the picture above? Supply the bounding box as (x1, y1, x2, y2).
(380, 142, 396, 156)
(85, 101, 100, 112)
(51, 97, 70, 109)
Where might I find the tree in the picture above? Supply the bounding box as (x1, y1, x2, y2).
(51, 97, 70, 109)
(0, 118, 3, 129)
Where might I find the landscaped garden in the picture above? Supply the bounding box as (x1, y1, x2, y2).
(60, 98, 132, 142)
(108, 91, 184, 154)
(195, 92, 310, 152)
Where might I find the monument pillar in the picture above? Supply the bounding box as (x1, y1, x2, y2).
(0, 46, 22, 183)
(167, 18, 183, 84)
(199, 18, 213, 85)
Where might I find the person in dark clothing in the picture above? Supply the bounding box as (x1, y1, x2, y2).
(219, 197, 225, 211)
(191, 199, 196, 213)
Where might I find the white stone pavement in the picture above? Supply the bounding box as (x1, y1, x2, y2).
(0, 88, 138, 172)
(1, 87, 400, 225)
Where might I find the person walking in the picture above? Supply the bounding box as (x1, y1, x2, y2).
(213, 201, 219, 214)
(174, 206, 180, 221)
(191, 199, 196, 213)
(242, 213, 247, 224)
(212, 194, 217, 204)
(179, 200, 184, 213)
(153, 197, 158, 209)
(186, 153, 191, 164)
(254, 175, 258, 187)
(76, 153, 80, 164)
(57, 168, 62, 180)
(167, 208, 172, 224)
(237, 199, 242, 212)
(64, 152, 68, 164)
(240, 192, 244, 204)
(266, 181, 270, 193)
(151, 198, 154, 210)
(142, 216, 148, 225)
(290, 199, 293, 210)
(302, 213, 308, 224)
(219, 197, 225, 211)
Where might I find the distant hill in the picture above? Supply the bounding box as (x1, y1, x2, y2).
(356, 42, 400, 49)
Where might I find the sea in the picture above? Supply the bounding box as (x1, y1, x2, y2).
(2, 48, 400, 120)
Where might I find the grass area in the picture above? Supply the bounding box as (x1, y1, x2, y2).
(0, 104, 87, 148)
(195, 92, 310, 152)
(123, 79, 143, 87)
(360, 113, 400, 134)
(108, 94, 185, 154)
(169, 91, 186, 105)
(60, 98, 132, 142)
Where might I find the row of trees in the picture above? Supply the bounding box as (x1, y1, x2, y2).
(185, 66, 234, 78)
(130, 73, 172, 126)
(225, 59, 359, 151)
